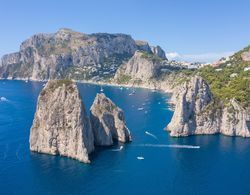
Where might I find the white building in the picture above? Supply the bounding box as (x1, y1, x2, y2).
(244, 67, 250, 71)
(230, 73, 238, 78)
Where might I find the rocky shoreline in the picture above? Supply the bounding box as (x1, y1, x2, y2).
(3, 74, 250, 138)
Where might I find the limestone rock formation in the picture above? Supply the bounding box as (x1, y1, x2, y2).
(150, 45, 167, 59)
(220, 99, 250, 137)
(167, 76, 250, 137)
(241, 49, 250, 61)
(0, 29, 138, 80)
(0, 28, 166, 81)
(135, 40, 151, 53)
(90, 93, 131, 146)
(29, 80, 94, 163)
(114, 51, 163, 82)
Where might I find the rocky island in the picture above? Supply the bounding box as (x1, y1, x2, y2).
(1, 28, 249, 139)
(90, 93, 131, 146)
(29, 80, 94, 163)
(30, 79, 131, 163)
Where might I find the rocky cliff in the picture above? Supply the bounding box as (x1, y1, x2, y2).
(90, 93, 131, 146)
(167, 76, 250, 137)
(30, 80, 132, 163)
(150, 45, 167, 59)
(114, 51, 165, 83)
(0, 28, 166, 81)
(29, 80, 94, 163)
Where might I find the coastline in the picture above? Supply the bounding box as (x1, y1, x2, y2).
(0, 77, 174, 96)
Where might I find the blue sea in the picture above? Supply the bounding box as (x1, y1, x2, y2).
(1, 80, 250, 195)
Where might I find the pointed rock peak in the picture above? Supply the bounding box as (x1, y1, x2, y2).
(90, 93, 132, 146)
(30, 79, 94, 163)
(135, 40, 151, 52)
(134, 50, 163, 63)
(150, 45, 167, 59)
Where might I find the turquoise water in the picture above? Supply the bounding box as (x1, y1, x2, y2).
(1, 80, 250, 194)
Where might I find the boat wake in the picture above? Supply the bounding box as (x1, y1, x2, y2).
(145, 131, 158, 140)
(137, 156, 144, 160)
(135, 144, 200, 149)
(0, 97, 9, 102)
(111, 146, 124, 151)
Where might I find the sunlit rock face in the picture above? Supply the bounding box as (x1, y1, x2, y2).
(90, 93, 131, 146)
(167, 76, 250, 137)
(30, 80, 94, 163)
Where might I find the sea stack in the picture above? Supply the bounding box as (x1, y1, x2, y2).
(167, 76, 250, 137)
(90, 93, 132, 146)
(29, 80, 94, 163)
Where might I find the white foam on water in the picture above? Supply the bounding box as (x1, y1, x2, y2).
(136, 144, 200, 149)
(137, 156, 144, 160)
(0, 97, 9, 102)
(145, 131, 158, 140)
(111, 145, 124, 151)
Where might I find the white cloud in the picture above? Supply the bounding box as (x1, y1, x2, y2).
(165, 52, 181, 59)
(166, 51, 235, 63)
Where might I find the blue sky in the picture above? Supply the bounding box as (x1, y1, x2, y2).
(1, 0, 250, 62)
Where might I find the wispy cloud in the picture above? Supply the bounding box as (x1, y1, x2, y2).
(166, 51, 235, 63)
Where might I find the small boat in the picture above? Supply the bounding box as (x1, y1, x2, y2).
(25, 80, 28, 83)
(111, 145, 124, 151)
(100, 86, 104, 92)
(129, 89, 136, 95)
(119, 87, 123, 90)
(138, 107, 144, 111)
(0, 97, 8, 101)
(137, 156, 144, 160)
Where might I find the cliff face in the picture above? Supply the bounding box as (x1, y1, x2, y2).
(90, 93, 131, 146)
(150, 45, 167, 59)
(29, 80, 94, 163)
(167, 76, 250, 137)
(0, 29, 166, 81)
(0, 29, 137, 80)
(220, 100, 250, 137)
(114, 51, 164, 82)
(135, 41, 167, 59)
(135, 41, 151, 53)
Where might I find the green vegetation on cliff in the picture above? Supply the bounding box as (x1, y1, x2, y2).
(174, 46, 250, 108)
(115, 74, 132, 84)
(141, 51, 163, 63)
(198, 47, 250, 107)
